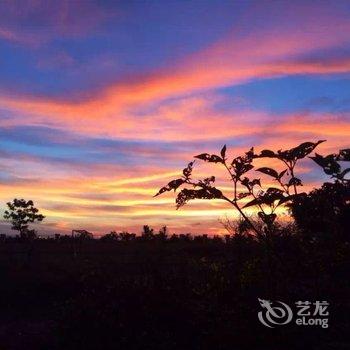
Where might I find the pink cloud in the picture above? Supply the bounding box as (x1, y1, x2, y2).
(1, 3, 350, 138)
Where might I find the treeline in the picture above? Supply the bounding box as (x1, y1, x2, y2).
(0, 225, 224, 243)
(1, 140, 349, 247)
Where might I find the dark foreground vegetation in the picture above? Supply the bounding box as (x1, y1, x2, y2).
(0, 141, 349, 350)
(0, 227, 350, 350)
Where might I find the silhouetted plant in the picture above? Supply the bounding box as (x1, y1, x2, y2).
(119, 231, 136, 241)
(141, 225, 154, 240)
(100, 231, 119, 242)
(156, 225, 168, 241)
(310, 148, 350, 183)
(155, 141, 325, 241)
(289, 147, 350, 242)
(72, 229, 93, 240)
(219, 215, 261, 238)
(290, 181, 350, 243)
(3, 198, 45, 239)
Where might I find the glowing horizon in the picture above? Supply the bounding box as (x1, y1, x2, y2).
(0, 0, 350, 236)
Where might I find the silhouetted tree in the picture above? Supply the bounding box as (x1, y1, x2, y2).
(193, 234, 209, 243)
(141, 225, 154, 240)
(100, 231, 119, 242)
(156, 225, 168, 241)
(290, 182, 350, 242)
(290, 148, 350, 242)
(179, 233, 192, 242)
(3, 198, 45, 239)
(72, 229, 93, 240)
(119, 231, 136, 241)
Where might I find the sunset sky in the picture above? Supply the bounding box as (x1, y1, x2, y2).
(0, 0, 350, 236)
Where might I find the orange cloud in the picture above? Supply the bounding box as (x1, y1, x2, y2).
(1, 6, 350, 140)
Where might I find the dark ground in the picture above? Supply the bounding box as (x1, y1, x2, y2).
(0, 236, 349, 350)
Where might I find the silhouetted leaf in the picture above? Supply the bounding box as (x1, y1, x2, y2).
(237, 192, 250, 200)
(243, 189, 280, 208)
(258, 188, 285, 206)
(183, 161, 194, 178)
(288, 177, 302, 187)
(295, 140, 325, 159)
(176, 187, 223, 208)
(242, 198, 261, 209)
(256, 167, 278, 179)
(278, 169, 288, 179)
(337, 149, 350, 161)
(255, 149, 277, 158)
(220, 145, 227, 159)
(310, 153, 341, 175)
(278, 193, 305, 206)
(241, 177, 261, 190)
(241, 177, 249, 187)
(245, 147, 255, 160)
(265, 187, 284, 195)
(337, 168, 350, 180)
(194, 153, 223, 163)
(279, 140, 326, 161)
(200, 176, 216, 186)
(231, 157, 253, 176)
(155, 178, 185, 197)
(278, 195, 291, 206)
(249, 178, 261, 188)
(169, 178, 185, 190)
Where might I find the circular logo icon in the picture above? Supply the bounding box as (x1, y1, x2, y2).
(258, 298, 293, 328)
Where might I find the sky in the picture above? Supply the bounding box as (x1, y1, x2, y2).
(0, 0, 350, 236)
